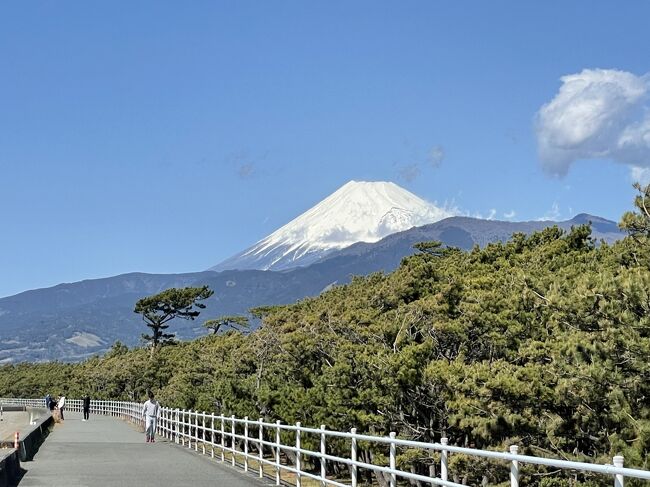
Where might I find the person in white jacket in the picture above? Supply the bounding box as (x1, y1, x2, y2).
(57, 395, 66, 420)
(142, 391, 159, 443)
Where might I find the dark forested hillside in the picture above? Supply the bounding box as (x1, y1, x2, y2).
(0, 214, 623, 363)
(1, 186, 649, 486)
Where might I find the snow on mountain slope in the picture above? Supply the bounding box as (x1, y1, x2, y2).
(210, 180, 455, 272)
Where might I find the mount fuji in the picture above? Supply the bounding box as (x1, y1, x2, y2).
(0, 179, 625, 362)
(210, 180, 454, 271)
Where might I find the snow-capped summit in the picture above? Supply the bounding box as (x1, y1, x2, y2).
(210, 180, 455, 272)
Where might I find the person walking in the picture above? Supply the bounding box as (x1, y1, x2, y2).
(45, 394, 52, 410)
(57, 394, 66, 420)
(141, 391, 159, 443)
(82, 394, 91, 421)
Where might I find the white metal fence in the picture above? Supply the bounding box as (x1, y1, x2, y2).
(2, 397, 649, 487)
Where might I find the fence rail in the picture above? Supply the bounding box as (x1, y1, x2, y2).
(1, 397, 648, 487)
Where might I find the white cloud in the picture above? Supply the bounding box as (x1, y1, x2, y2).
(398, 164, 421, 183)
(428, 145, 445, 168)
(538, 202, 561, 221)
(466, 209, 497, 220)
(631, 166, 650, 184)
(503, 210, 516, 219)
(396, 144, 445, 182)
(536, 68, 650, 176)
(237, 163, 255, 179)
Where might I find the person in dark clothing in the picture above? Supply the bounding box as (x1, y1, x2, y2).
(82, 395, 91, 421)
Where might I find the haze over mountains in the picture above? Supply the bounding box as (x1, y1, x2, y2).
(0, 181, 624, 363)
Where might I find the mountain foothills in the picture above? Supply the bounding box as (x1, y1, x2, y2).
(2, 184, 649, 487)
(0, 212, 622, 362)
(0, 181, 624, 363)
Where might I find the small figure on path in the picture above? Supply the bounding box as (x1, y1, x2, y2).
(82, 394, 91, 421)
(45, 393, 52, 410)
(57, 394, 66, 420)
(142, 391, 159, 443)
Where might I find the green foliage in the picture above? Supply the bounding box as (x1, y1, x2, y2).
(414, 241, 450, 257)
(105, 340, 129, 358)
(203, 315, 249, 335)
(134, 286, 214, 353)
(620, 183, 650, 241)
(3, 188, 650, 485)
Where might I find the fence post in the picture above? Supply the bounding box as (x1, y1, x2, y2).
(202, 412, 206, 454)
(181, 409, 185, 445)
(178, 409, 182, 446)
(195, 411, 199, 452)
(189, 411, 193, 450)
(175, 409, 180, 444)
(188, 411, 192, 449)
(389, 432, 397, 487)
(296, 422, 302, 487)
(188, 410, 193, 448)
(211, 415, 215, 459)
(231, 415, 236, 467)
(275, 420, 281, 486)
(351, 428, 358, 487)
(259, 418, 264, 478)
(510, 445, 519, 487)
(185, 410, 190, 447)
(613, 455, 624, 487)
(441, 437, 448, 482)
(244, 416, 249, 472)
(187, 409, 196, 450)
(221, 416, 226, 462)
(320, 425, 327, 486)
(179, 410, 184, 446)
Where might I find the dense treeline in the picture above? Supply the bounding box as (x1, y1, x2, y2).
(2, 186, 650, 486)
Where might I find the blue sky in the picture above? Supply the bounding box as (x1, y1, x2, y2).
(2, 1, 649, 298)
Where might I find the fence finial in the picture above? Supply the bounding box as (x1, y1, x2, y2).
(613, 456, 624, 487)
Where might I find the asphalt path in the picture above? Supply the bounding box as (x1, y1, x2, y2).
(0, 411, 30, 442)
(18, 411, 272, 487)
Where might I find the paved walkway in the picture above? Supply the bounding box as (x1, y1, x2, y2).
(1, 408, 49, 442)
(0, 411, 30, 442)
(18, 412, 272, 487)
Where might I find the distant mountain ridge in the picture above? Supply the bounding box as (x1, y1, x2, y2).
(326, 213, 622, 261)
(0, 213, 624, 363)
(210, 180, 454, 272)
